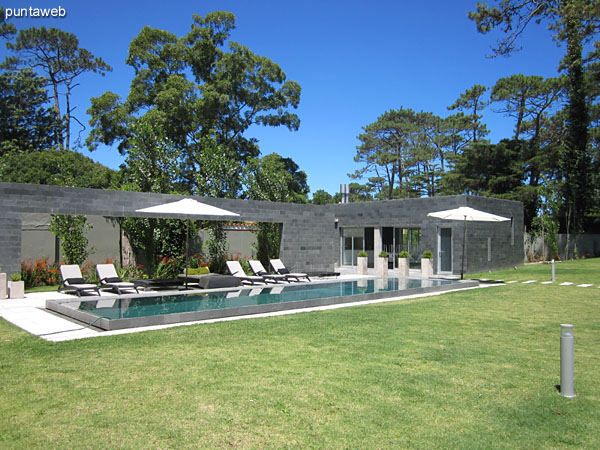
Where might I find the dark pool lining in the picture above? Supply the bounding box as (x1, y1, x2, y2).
(45, 278, 479, 331)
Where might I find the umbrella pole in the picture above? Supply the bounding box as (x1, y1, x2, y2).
(461, 216, 466, 280)
(185, 217, 189, 290)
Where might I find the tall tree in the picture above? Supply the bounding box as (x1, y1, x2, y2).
(353, 108, 449, 199)
(3, 27, 112, 150)
(441, 139, 543, 227)
(0, 8, 16, 40)
(469, 0, 598, 233)
(491, 74, 565, 196)
(122, 111, 183, 194)
(441, 112, 473, 168)
(0, 69, 56, 154)
(352, 108, 417, 199)
(244, 153, 308, 268)
(447, 85, 490, 142)
(491, 74, 564, 140)
(117, 113, 191, 275)
(193, 136, 243, 199)
(444, 140, 524, 193)
(87, 11, 301, 195)
(244, 153, 309, 204)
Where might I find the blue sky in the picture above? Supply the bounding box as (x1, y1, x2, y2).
(2, 0, 566, 196)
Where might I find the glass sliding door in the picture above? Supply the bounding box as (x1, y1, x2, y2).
(342, 227, 420, 268)
(394, 228, 422, 268)
(341, 227, 365, 266)
(382, 227, 394, 268)
(406, 228, 422, 268)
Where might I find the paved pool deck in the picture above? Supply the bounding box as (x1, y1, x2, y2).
(1, 273, 480, 342)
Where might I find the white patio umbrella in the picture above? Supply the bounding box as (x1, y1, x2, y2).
(427, 206, 510, 279)
(136, 198, 239, 288)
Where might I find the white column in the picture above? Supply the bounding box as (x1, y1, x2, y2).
(374, 227, 382, 258)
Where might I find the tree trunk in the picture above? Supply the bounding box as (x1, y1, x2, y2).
(50, 75, 64, 150)
(563, 6, 591, 234)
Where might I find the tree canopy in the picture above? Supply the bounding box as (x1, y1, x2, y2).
(2, 26, 112, 150)
(87, 11, 301, 196)
(469, 0, 599, 233)
(0, 148, 116, 188)
(0, 68, 56, 154)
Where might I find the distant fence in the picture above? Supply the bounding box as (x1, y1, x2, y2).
(524, 233, 600, 262)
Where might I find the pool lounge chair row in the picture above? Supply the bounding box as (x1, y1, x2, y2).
(59, 264, 140, 297)
(59, 259, 312, 297)
(226, 259, 311, 285)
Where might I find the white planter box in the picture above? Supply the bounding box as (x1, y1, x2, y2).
(8, 280, 25, 299)
(397, 258, 409, 277)
(376, 257, 388, 277)
(356, 257, 368, 275)
(0, 273, 6, 299)
(421, 258, 434, 278)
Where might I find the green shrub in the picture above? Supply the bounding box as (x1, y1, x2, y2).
(206, 222, 229, 274)
(10, 273, 22, 282)
(378, 251, 388, 258)
(186, 267, 210, 275)
(422, 250, 434, 259)
(49, 214, 93, 265)
(398, 251, 410, 258)
(155, 256, 184, 279)
(120, 264, 147, 280)
(357, 251, 368, 257)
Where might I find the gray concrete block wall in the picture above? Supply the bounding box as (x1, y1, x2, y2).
(0, 182, 524, 276)
(0, 213, 22, 276)
(327, 195, 523, 275)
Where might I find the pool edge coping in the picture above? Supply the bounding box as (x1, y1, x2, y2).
(45, 279, 479, 331)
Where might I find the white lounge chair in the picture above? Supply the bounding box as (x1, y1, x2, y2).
(226, 261, 267, 285)
(59, 265, 100, 297)
(270, 259, 311, 282)
(248, 260, 288, 283)
(96, 264, 139, 295)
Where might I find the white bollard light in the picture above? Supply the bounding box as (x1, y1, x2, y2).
(560, 324, 576, 398)
(552, 259, 556, 282)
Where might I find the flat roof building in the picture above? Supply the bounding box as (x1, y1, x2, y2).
(0, 182, 523, 277)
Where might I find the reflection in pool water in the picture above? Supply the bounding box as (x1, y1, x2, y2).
(61, 277, 454, 320)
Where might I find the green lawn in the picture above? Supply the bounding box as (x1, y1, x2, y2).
(469, 257, 600, 285)
(24, 285, 60, 294)
(1, 260, 599, 448)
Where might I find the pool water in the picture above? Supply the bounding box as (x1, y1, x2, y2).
(46, 277, 474, 331)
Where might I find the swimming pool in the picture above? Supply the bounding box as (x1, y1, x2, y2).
(46, 277, 478, 331)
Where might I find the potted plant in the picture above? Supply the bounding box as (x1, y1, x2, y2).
(0, 265, 6, 300)
(8, 273, 25, 299)
(397, 250, 410, 277)
(421, 250, 434, 278)
(356, 250, 368, 275)
(377, 251, 389, 277)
